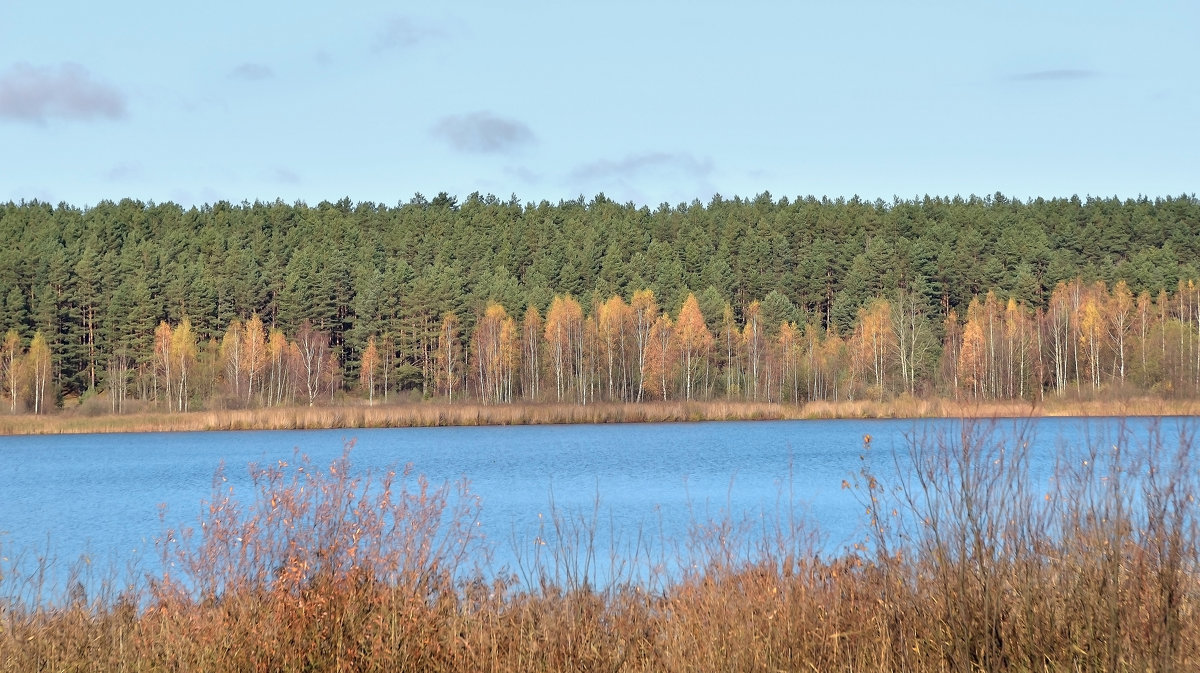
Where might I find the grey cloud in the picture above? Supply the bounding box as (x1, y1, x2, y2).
(374, 17, 445, 51)
(0, 62, 127, 123)
(230, 63, 274, 81)
(570, 152, 714, 181)
(1010, 69, 1098, 82)
(432, 111, 535, 154)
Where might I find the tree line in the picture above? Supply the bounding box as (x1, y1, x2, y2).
(1, 191, 1198, 412)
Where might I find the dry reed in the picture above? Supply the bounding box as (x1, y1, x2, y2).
(4, 395, 1199, 436)
(0, 400, 802, 436)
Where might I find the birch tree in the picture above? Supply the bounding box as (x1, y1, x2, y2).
(645, 313, 675, 400)
(2, 329, 21, 413)
(675, 293, 713, 401)
(436, 312, 461, 402)
(522, 305, 542, 401)
(171, 317, 197, 412)
(360, 334, 379, 405)
(631, 289, 658, 402)
(153, 321, 173, 407)
(1108, 280, 1133, 385)
(296, 319, 328, 406)
(28, 331, 51, 414)
(241, 313, 268, 404)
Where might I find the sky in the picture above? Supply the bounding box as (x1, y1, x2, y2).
(1, 1, 1197, 209)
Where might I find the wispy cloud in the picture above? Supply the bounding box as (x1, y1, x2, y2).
(0, 62, 127, 123)
(170, 187, 225, 209)
(504, 165, 542, 184)
(565, 152, 717, 207)
(570, 152, 714, 181)
(104, 162, 143, 181)
(374, 16, 445, 52)
(1010, 69, 1099, 82)
(230, 63, 274, 81)
(432, 111, 535, 154)
(268, 167, 300, 184)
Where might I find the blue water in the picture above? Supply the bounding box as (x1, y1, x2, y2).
(0, 416, 1193, 594)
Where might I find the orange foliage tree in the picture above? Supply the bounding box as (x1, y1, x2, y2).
(675, 293, 713, 401)
(644, 313, 675, 400)
(360, 335, 379, 405)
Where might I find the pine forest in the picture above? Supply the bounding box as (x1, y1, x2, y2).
(2, 191, 1199, 415)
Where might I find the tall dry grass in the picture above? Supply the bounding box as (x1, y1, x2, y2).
(6, 395, 1196, 436)
(3, 418, 1200, 671)
(0, 400, 800, 435)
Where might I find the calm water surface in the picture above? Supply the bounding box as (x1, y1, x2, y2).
(0, 416, 1191, 590)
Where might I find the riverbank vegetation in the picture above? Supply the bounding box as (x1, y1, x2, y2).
(3, 419, 1199, 671)
(0, 396, 1195, 435)
(3, 194, 1200, 421)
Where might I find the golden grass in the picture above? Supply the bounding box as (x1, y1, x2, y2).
(0, 400, 802, 435)
(799, 394, 1200, 420)
(3, 394, 1198, 436)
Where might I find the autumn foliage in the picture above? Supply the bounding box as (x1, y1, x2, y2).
(8, 279, 1200, 414)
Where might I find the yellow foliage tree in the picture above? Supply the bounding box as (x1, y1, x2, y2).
(241, 313, 268, 404)
(473, 302, 517, 403)
(154, 320, 173, 407)
(1109, 280, 1133, 384)
(27, 330, 51, 414)
(631, 289, 658, 402)
(742, 300, 762, 400)
(675, 293, 713, 400)
(266, 328, 288, 406)
(522, 305, 543, 401)
(171, 317, 197, 412)
(545, 295, 585, 403)
(220, 318, 243, 399)
(851, 298, 894, 400)
(597, 294, 633, 401)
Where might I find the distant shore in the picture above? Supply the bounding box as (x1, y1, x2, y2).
(0, 396, 1195, 435)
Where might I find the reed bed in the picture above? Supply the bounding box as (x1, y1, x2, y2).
(4, 417, 1200, 671)
(0, 400, 800, 435)
(3, 395, 1198, 436)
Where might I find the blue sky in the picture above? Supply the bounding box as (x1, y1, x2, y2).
(1, 1, 1196, 209)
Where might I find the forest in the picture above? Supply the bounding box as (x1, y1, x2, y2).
(1, 191, 1199, 414)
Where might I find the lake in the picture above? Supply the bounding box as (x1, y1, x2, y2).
(0, 415, 1193, 594)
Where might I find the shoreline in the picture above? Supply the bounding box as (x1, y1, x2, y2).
(0, 396, 1196, 436)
